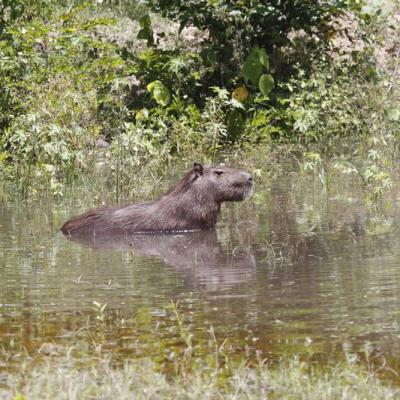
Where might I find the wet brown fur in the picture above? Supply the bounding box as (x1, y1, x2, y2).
(61, 163, 253, 236)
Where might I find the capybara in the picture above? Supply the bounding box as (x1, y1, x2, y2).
(61, 162, 253, 236)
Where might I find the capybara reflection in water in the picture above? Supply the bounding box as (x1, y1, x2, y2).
(61, 162, 253, 236)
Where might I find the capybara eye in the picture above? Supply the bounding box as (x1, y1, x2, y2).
(215, 170, 224, 176)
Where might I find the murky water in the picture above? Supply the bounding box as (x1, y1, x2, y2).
(1, 164, 400, 376)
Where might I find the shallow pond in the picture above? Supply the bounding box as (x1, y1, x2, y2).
(1, 162, 400, 378)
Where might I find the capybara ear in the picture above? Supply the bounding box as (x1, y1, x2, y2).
(193, 162, 204, 177)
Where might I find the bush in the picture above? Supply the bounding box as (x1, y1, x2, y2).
(0, 2, 133, 194)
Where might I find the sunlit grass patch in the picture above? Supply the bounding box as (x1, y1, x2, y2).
(2, 355, 399, 400)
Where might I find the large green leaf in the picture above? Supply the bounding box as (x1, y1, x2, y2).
(242, 47, 263, 86)
(147, 80, 171, 106)
(242, 46, 270, 86)
(259, 74, 274, 96)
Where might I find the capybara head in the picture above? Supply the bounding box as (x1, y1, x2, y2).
(168, 162, 253, 203)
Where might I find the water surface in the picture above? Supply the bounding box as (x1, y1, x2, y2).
(1, 165, 400, 376)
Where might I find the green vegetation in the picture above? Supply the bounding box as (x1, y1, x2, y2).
(0, 0, 399, 198)
(4, 355, 399, 400)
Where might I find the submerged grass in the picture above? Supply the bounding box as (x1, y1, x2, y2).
(2, 354, 399, 399)
(1, 302, 400, 399)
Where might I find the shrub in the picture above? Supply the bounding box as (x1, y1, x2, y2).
(0, 2, 132, 194)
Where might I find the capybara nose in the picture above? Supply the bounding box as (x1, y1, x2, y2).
(241, 171, 253, 183)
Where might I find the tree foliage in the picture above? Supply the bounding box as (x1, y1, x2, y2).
(148, 0, 361, 81)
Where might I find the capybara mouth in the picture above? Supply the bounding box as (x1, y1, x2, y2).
(231, 179, 253, 201)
